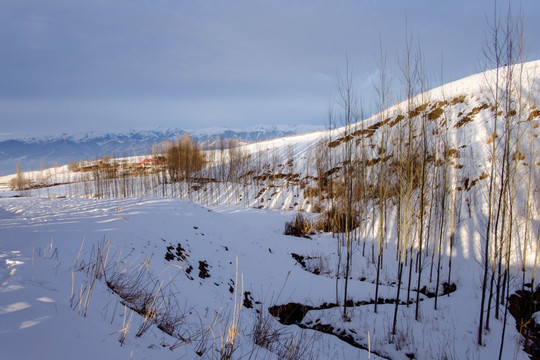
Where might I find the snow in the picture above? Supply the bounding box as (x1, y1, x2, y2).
(533, 312, 540, 325)
(0, 197, 388, 359)
(9, 124, 325, 145)
(0, 195, 529, 359)
(1, 60, 540, 359)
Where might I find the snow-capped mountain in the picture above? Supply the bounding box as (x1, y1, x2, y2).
(0, 124, 323, 176)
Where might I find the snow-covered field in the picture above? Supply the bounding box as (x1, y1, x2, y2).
(0, 196, 385, 359)
(0, 194, 529, 360)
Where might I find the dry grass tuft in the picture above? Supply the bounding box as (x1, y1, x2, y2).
(284, 213, 314, 238)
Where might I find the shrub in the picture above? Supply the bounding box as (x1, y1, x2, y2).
(68, 161, 81, 172)
(313, 209, 358, 233)
(284, 214, 312, 238)
(252, 309, 282, 353)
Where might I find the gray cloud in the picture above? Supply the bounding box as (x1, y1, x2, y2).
(1, 0, 539, 136)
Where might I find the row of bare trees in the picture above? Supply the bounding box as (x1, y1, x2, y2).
(319, 3, 538, 356)
(477, 4, 540, 358)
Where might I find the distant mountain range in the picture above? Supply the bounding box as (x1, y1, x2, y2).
(0, 124, 323, 175)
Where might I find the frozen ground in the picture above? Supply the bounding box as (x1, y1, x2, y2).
(0, 195, 529, 359)
(0, 196, 384, 359)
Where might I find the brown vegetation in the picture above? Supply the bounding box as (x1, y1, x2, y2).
(164, 135, 205, 182)
(284, 213, 313, 238)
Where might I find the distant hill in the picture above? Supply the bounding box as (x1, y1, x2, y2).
(0, 124, 322, 175)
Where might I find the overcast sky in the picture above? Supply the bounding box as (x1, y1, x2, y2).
(1, 0, 539, 139)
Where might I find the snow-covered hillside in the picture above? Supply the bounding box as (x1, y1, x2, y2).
(1, 60, 540, 359)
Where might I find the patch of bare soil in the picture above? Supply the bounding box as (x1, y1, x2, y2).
(198, 260, 210, 279)
(164, 242, 189, 262)
(508, 286, 540, 359)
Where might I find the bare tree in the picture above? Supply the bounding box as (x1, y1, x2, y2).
(393, 22, 420, 335)
(478, 1, 505, 345)
(373, 38, 391, 314)
(336, 55, 359, 317)
(13, 159, 26, 191)
(414, 45, 429, 321)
